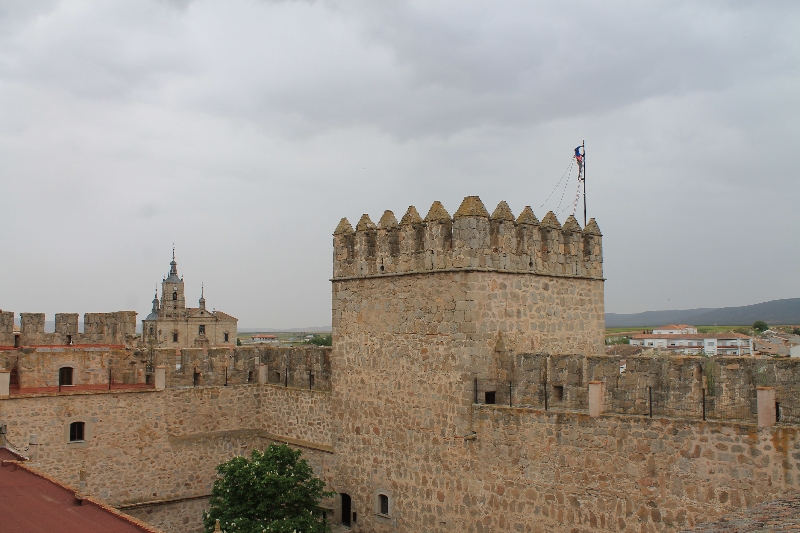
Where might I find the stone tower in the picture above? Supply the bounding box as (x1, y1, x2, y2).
(329, 196, 604, 531)
(160, 248, 186, 320)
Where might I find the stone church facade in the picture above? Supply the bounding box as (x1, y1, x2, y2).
(141, 252, 237, 348)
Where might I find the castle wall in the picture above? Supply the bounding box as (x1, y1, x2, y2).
(0, 345, 331, 391)
(152, 345, 331, 389)
(462, 407, 800, 533)
(0, 383, 333, 533)
(0, 347, 143, 389)
(5, 311, 138, 347)
(0, 310, 15, 346)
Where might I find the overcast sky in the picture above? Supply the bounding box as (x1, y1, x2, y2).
(1, 0, 798, 328)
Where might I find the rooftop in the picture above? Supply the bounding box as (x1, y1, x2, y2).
(0, 447, 162, 533)
(632, 333, 751, 340)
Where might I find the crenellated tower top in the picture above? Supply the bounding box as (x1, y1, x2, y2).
(332, 195, 602, 280)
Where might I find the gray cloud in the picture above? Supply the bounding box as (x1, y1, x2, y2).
(0, 0, 798, 327)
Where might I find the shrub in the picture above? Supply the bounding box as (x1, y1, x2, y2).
(203, 443, 332, 533)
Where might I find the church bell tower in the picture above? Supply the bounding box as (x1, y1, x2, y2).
(160, 248, 186, 319)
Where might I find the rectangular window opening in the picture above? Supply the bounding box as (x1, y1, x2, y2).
(224, 333, 229, 342)
(173, 332, 178, 343)
(69, 422, 85, 442)
(59, 367, 73, 386)
(379, 494, 389, 515)
(484, 391, 496, 405)
(199, 325, 205, 334)
(553, 385, 564, 402)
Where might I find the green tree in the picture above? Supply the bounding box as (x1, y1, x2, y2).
(305, 335, 332, 347)
(203, 443, 332, 533)
(753, 320, 769, 333)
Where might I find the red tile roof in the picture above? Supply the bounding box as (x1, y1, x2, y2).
(0, 448, 163, 533)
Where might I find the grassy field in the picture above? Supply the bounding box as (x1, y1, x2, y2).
(237, 331, 331, 346)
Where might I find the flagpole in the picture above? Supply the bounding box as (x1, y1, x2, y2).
(582, 140, 586, 227)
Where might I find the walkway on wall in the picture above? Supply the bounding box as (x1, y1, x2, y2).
(10, 383, 154, 395)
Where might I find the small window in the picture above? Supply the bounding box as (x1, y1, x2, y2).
(379, 494, 389, 515)
(224, 333, 229, 342)
(59, 367, 73, 386)
(173, 292, 178, 301)
(173, 332, 178, 343)
(149, 327, 154, 335)
(199, 325, 205, 334)
(69, 422, 85, 442)
(484, 391, 496, 404)
(553, 385, 564, 402)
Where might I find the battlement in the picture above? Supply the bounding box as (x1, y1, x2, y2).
(0, 310, 137, 348)
(332, 195, 602, 280)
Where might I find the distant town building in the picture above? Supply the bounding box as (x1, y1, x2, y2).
(243, 334, 279, 345)
(630, 326, 752, 355)
(140, 251, 237, 348)
(757, 332, 800, 357)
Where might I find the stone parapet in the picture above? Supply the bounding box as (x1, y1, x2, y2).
(332, 195, 603, 281)
(9, 310, 137, 347)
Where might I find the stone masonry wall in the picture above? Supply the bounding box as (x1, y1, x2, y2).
(1, 311, 138, 347)
(0, 345, 332, 391)
(464, 406, 800, 533)
(0, 347, 147, 388)
(329, 266, 604, 532)
(333, 196, 603, 281)
(0, 383, 333, 533)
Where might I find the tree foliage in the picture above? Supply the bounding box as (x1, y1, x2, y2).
(203, 444, 332, 533)
(753, 320, 769, 333)
(305, 335, 332, 347)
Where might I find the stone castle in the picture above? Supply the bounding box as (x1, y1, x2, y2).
(2, 195, 800, 533)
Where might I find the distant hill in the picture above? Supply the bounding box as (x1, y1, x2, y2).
(606, 298, 800, 327)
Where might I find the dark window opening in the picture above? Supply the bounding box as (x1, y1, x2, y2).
(484, 391, 496, 404)
(173, 332, 178, 343)
(224, 333, 229, 342)
(777, 402, 781, 422)
(173, 292, 178, 301)
(353, 513, 357, 523)
(553, 385, 564, 402)
(14, 334, 20, 348)
(248, 371, 254, 382)
(341, 493, 352, 526)
(59, 367, 73, 386)
(66, 334, 72, 345)
(69, 421, 85, 442)
(199, 325, 205, 334)
(379, 494, 389, 515)
(149, 327, 154, 335)
(193, 370, 200, 386)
